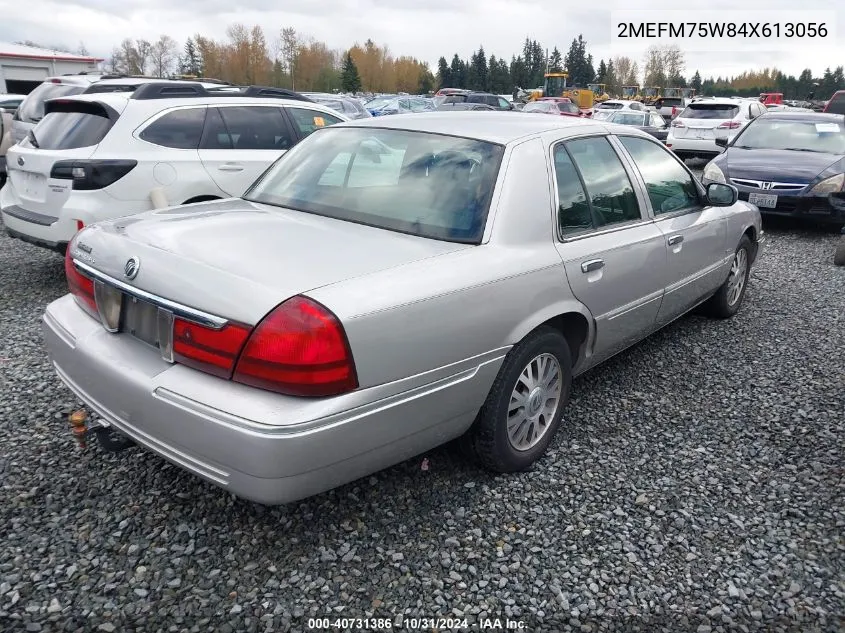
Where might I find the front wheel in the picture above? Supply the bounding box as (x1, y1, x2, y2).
(834, 237, 845, 266)
(468, 327, 572, 472)
(703, 235, 752, 319)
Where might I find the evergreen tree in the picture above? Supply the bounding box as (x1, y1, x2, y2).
(510, 55, 528, 90)
(437, 56, 451, 88)
(691, 70, 702, 91)
(340, 52, 362, 92)
(548, 47, 563, 73)
(181, 37, 201, 76)
(418, 69, 435, 94)
(596, 59, 607, 83)
(449, 54, 465, 88)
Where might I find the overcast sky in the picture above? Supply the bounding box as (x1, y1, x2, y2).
(2, 0, 842, 79)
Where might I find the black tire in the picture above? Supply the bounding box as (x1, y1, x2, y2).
(703, 235, 752, 319)
(834, 237, 845, 267)
(468, 326, 572, 473)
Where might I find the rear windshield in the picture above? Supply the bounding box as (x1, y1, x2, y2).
(27, 110, 113, 150)
(15, 83, 87, 123)
(597, 102, 624, 110)
(557, 102, 580, 114)
(245, 127, 505, 244)
(826, 93, 845, 115)
(680, 104, 740, 119)
(732, 119, 844, 153)
(611, 112, 646, 126)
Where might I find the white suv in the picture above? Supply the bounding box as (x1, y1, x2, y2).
(666, 97, 766, 160)
(1, 82, 346, 253)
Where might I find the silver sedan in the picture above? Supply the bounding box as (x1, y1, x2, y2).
(44, 113, 763, 505)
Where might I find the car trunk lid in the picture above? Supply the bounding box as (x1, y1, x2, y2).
(71, 199, 472, 326)
(674, 103, 741, 139)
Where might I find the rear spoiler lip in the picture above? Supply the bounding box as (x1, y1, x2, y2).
(43, 98, 121, 121)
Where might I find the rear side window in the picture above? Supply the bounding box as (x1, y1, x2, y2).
(553, 146, 593, 235)
(681, 104, 740, 119)
(140, 108, 206, 149)
(564, 137, 641, 228)
(16, 83, 86, 123)
(219, 106, 293, 150)
(287, 108, 342, 138)
(29, 111, 113, 150)
(826, 93, 845, 114)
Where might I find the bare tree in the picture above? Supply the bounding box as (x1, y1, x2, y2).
(77, 42, 89, 56)
(643, 46, 666, 86)
(135, 39, 152, 75)
(280, 27, 299, 89)
(150, 35, 178, 77)
(613, 56, 638, 86)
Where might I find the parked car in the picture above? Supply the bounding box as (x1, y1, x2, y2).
(45, 112, 761, 505)
(0, 93, 25, 112)
(364, 96, 434, 116)
(82, 76, 231, 95)
(667, 98, 766, 160)
(522, 100, 580, 117)
(436, 103, 495, 111)
(823, 90, 845, 114)
(537, 98, 585, 117)
(0, 107, 14, 187)
(1, 82, 345, 254)
(652, 96, 684, 119)
(594, 99, 646, 113)
(300, 92, 372, 120)
(442, 92, 514, 111)
(10, 73, 110, 145)
(702, 112, 845, 226)
(604, 110, 669, 142)
(432, 89, 470, 107)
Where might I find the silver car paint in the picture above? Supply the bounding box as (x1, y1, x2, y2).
(43, 113, 763, 504)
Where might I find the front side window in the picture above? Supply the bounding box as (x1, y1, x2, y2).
(245, 127, 504, 244)
(564, 137, 641, 228)
(219, 106, 293, 150)
(139, 108, 206, 149)
(619, 136, 700, 215)
(498, 98, 511, 109)
(287, 107, 342, 138)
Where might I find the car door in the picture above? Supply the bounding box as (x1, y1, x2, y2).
(198, 105, 296, 197)
(617, 134, 728, 326)
(552, 135, 668, 364)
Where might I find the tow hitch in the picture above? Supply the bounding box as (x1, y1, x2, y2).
(68, 409, 135, 452)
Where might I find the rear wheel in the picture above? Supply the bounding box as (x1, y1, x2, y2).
(703, 235, 752, 318)
(469, 327, 572, 472)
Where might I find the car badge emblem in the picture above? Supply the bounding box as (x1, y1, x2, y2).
(124, 256, 140, 280)
(17, 156, 24, 166)
(761, 182, 773, 190)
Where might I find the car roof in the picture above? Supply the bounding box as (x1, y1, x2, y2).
(339, 111, 611, 144)
(42, 74, 103, 85)
(759, 111, 845, 122)
(44, 91, 340, 112)
(604, 100, 636, 105)
(686, 98, 744, 105)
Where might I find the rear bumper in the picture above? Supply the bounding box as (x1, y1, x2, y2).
(42, 294, 500, 505)
(666, 136, 723, 158)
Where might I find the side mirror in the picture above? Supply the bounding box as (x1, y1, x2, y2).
(714, 136, 729, 148)
(706, 182, 738, 207)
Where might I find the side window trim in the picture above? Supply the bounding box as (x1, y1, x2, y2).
(612, 134, 705, 218)
(199, 107, 233, 150)
(282, 106, 341, 141)
(551, 140, 596, 240)
(549, 133, 650, 242)
(274, 105, 306, 144)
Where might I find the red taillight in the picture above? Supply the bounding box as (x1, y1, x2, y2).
(672, 106, 678, 116)
(172, 318, 251, 379)
(76, 220, 85, 231)
(233, 296, 358, 397)
(717, 120, 742, 129)
(64, 249, 98, 319)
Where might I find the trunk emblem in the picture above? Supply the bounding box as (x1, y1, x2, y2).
(124, 256, 140, 280)
(17, 156, 24, 166)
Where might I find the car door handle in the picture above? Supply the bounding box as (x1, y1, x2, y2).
(218, 163, 244, 172)
(581, 259, 605, 273)
(667, 235, 684, 246)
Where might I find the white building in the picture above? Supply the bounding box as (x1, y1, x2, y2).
(0, 42, 103, 94)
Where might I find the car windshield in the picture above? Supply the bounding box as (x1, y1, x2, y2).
(365, 97, 394, 110)
(15, 83, 86, 123)
(557, 102, 579, 114)
(523, 102, 551, 113)
(732, 119, 845, 153)
(610, 112, 646, 126)
(244, 127, 505, 244)
(680, 104, 740, 119)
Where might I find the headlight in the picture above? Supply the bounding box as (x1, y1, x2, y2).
(809, 173, 844, 194)
(703, 162, 726, 184)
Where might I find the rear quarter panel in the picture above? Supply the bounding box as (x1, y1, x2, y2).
(307, 137, 593, 389)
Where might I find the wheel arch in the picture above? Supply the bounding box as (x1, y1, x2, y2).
(506, 301, 594, 371)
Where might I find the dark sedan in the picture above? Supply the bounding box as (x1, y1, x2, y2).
(436, 102, 495, 111)
(701, 112, 845, 225)
(605, 110, 669, 142)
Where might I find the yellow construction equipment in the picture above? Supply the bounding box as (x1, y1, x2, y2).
(642, 86, 661, 105)
(588, 83, 610, 102)
(533, 72, 595, 111)
(662, 87, 683, 99)
(621, 85, 641, 100)
(680, 88, 697, 99)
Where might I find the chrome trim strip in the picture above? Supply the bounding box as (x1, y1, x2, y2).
(72, 259, 228, 329)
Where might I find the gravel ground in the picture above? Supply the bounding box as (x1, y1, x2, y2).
(0, 218, 843, 633)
